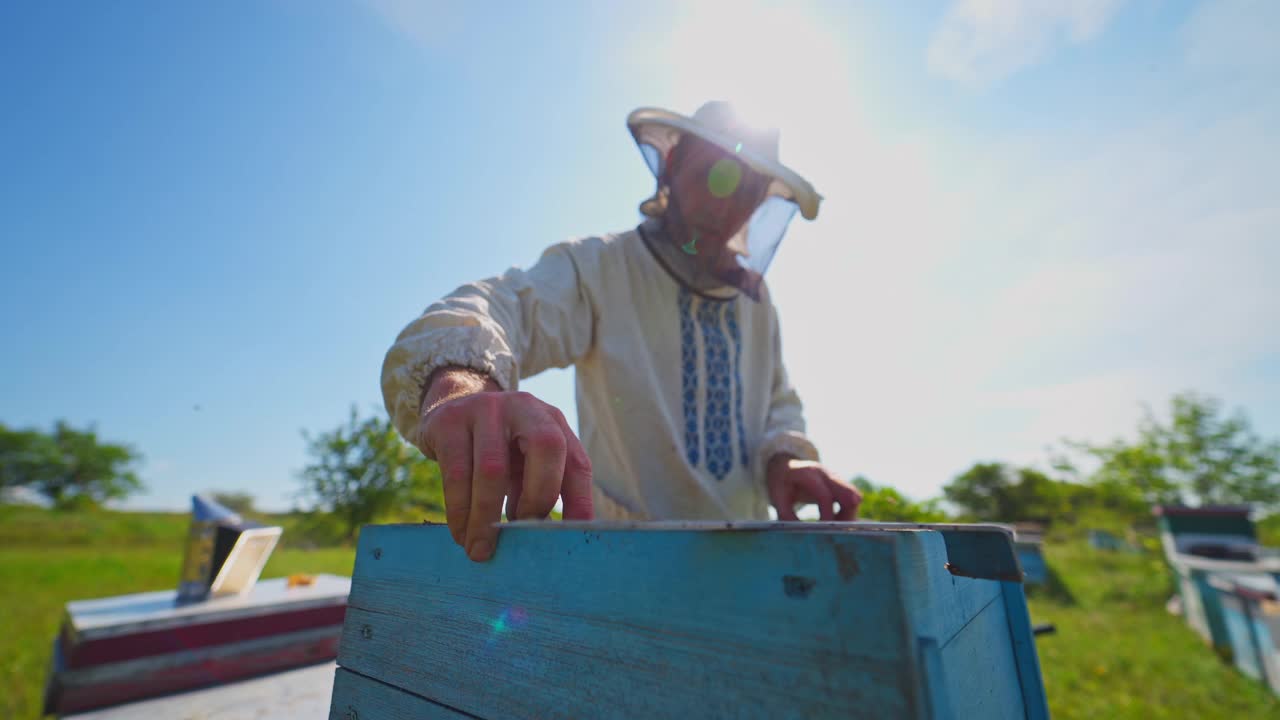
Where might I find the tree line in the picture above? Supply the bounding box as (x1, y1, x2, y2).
(938, 392, 1280, 526)
(3, 391, 1277, 539)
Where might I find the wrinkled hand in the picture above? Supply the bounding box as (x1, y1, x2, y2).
(417, 368, 594, 562)
(766, 456, 861, 521)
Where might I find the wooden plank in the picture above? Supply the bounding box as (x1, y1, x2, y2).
(49, 626, 341, 715)
(63, 603, 347, 668)
(904, 541, 1033, 720)
(65, 662, 337, 719)
(65, 574, 350, 641)
(894, 531, 1003, 650)
(938, 590, 1023, 720)
(937, 527, 1023, 582)
(1256, 610, 1280, 695)
(329, 668, 475, 719)
(339, 523, 923, 719)
(503, 520, 1025, 582)
(915, 638, 955, 720)
(1220, 592, 1264, 680)
(1000, 582, 1051, 720)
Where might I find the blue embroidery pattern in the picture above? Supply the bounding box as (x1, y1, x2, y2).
(678, 289, 749, 480)
(724, 300, 749, 468)
(697, 298, 733, 480)
(678, 288, 700, 466)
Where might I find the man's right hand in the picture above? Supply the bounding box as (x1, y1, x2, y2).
(416, 367, 594, 562)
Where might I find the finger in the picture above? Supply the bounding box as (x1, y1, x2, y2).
(831, 481, 861, 521)
(767, 481, 800, 522)
(423, 406, 472, 548)
(797, 472, 835, 521)
(548, 407, 594, 520)
(465, 399, 508, 561)
(507, 395, 567, 521)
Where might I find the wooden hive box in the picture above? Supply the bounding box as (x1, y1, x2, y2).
(45, 574, 350, 716)
(1164, 553, 1280, 652)
(1209, 573, 1280, 695)
(327, 522, 1049, 719)
(61, 662, 339, 719)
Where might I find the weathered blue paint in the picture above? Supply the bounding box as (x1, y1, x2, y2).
(916, 638, 953, 720)
(933, 525, 1024, 582)
(329, 669, 472, 719)
(329, 523, 1047, 719)
(1209, 574, 1280, 696)
(1251, 607, 1280, 695)
(1220, 591, 1264, 680)
(1170, 562, 1280, 655)
(1001, 581, 1052, 719)
(1015, 543, 1048, 586)
(1187, 567, 1233, 651)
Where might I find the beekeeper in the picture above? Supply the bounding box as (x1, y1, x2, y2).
(382, 101, 861, 562)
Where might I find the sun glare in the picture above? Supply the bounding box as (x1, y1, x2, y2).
(662, 1, 857, 173)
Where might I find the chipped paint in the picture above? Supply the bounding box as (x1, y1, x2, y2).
(782, 575, 817, 598)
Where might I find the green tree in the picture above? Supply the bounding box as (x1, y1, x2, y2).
(943, 463, 1076, 523)
(1065, 391, 1280, 511)
(943, 462, 1016, 521)
(210, 491, 257, 516)
(0, 421, 143, 508)
(298, 407, 445, 541)
(1, 424, 54, 492)
(851, 475, 949, 523)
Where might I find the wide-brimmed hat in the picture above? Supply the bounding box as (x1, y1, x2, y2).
(627, 101, 821, 221)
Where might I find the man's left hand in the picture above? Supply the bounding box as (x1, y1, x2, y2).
(766, 456, 861, 521)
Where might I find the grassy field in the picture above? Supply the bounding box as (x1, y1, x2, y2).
(1027, 534, 1280, 718)
(0, 505, 357, 719)
(3, 507, 1279, 718)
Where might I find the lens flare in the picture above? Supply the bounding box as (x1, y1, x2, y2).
(707, 158, 743, 199)
(485, 606, 529, 647)
(682, 230, 699, 255)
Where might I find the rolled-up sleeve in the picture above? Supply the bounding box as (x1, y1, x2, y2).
(381, 242, 596, 444)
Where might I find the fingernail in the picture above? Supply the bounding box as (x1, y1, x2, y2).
(468, 539, 493, 562)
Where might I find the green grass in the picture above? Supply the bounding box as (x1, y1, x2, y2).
(0, 506, 358, 719)
(1027, 537, 1280, 718)
(4, 507, 1280, 718)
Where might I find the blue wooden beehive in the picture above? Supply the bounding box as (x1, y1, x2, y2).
(327, 522, 1048, 719)
(1209, 573, 1280, 695)
(1154, 506, 1280, 653)
(1016, 543, 1048, 587)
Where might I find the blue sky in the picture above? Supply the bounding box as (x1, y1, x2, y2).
(2, 0, 1277, 510)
